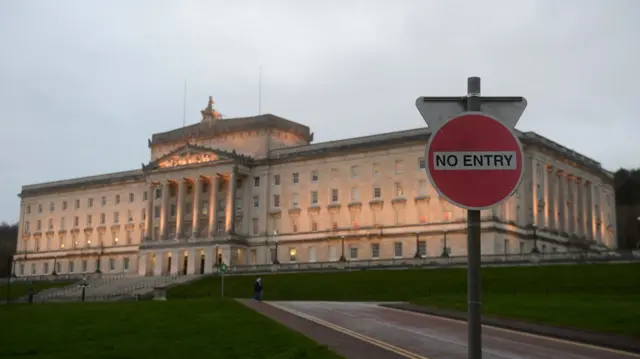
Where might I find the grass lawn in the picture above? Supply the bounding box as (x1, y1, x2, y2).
(0, 280, 72, 300)
(168, 262, 640, 337)
(0, 299, 343, 359)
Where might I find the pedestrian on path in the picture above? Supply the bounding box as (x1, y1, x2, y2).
(253, 277, 263, 302)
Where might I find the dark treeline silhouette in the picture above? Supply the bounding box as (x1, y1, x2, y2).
(0, 222, 18, 277)
(615, 168, 640, 249)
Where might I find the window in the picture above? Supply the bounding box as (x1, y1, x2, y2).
(330, 168, 339, 181)
(372, 163, 381, 176)
(49, 202, 55, 212)
(19, 264, 24, 276)
(418, 157, 426, 169)
(109, 258, 115, 271)
(350, 247, 358, 260)
(124, 257, 130, 271)
(88, 198, 94, 208)
(113, 212, 119, 224)
(373, 187, 381, 199)
(273, 195, 280, 208)
(254, 176, 260, 187)
(75, 199, 80, 209)
(143, 191, 148, 201)
(26, 205, 31, 215)
(115, 195, 120, 204)
(38, 204, 42, 213)
(31, 263, 36, 275)
(201, 201, 208, 215)
(351, 187, 359, 201)
(102, 196, 107, 206)
(311, 170, 318, 183)
(68, 261, 75, 273)
(274, 174, 281, 185)
(394, 242, 403, 257)
(62, 201, 67, 210)
(48, 219, 53, 229)
(419, 180, 428, 195)
(60, 217, 65, 229)
(86, 215, 92, 226)
(155, 189, 161, 199)
(394, 182, 404, 197)
(350, 165, 359, 178)
(100, 213, 106, 225)
(24, 221, 30, 234)
(311, 221, 318, 231)
(395, 160, 404, 174)
(331, 189, 339, 203)
(291, 193, 300, 207)
(43, 262, 49, 274)
(129, 193, 135, 202)
(311, 191, 318, 205)
(170, 205, 176, 217)
(289, 248, 297, 262)
(252, 218, 259, 235)
(371, 243, 380, 259)
(418, 241, 426, 256)
(154, 205, 161, 218)
(56, 261, 61, 273)
(141, 209, 146, 221)
(82, 260, 88, 272)
(253, 196, 260, 208)
(36, 220, 41, 231)
(73, 216, 79, 227)
(127, 210, 133, 223)
(308, 247, 317, 262)
(292, 172, 299, 184)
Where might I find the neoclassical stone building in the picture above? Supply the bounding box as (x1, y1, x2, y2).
(14, 97, 617, 277)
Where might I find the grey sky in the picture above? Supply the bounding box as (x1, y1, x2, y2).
(1, 0, 639, 222)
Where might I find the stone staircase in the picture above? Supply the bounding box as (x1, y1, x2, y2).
(24, 274, 200, 303)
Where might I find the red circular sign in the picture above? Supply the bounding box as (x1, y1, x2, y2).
(425, 112, 523, 210)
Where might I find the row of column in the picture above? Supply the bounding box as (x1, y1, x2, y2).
(536, 165, 604, 241)
(144, 167, 239, 240)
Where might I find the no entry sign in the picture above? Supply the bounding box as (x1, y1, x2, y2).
(425, 112, 523, 210)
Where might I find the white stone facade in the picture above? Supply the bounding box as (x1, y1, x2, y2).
(13, 98, 617, 277)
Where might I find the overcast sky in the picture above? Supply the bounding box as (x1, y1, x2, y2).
(0, 0, 638, 222)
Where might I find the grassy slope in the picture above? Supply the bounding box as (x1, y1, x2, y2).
(0, 299, 343, 359)
(0, 281, 72, 300)
(169, 263, 640, 337)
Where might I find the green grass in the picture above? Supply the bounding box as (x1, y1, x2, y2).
(0, 299, 343, 359)
(168, 263, 640, 338)
(0, 280, 72, 300)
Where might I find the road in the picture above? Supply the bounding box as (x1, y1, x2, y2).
(266, 301, 640, 359)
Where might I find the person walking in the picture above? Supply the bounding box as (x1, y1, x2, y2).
(253, 277, 263, 302)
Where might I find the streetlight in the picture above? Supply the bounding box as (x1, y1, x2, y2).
(531, 224, 540, 253)
(272, 230, 279, 264)
(440, 230, 449, 257)
(339, 236, 346, 262)
(414, 232, 422, 259)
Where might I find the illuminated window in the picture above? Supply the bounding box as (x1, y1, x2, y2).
(289, 248, 297, 262)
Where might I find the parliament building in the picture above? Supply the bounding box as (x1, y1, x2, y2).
(14, 97, 617, 277)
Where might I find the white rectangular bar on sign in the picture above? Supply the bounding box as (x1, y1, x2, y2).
(433, 151, 517, 170)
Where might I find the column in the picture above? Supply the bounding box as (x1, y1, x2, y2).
(208, 175, 218, 238)
(576, 178, 584, 237)
(204, 247, 214, 274)
(145, 184, 155, 240)
(546, 166, 555, 230)
(187, 248, 196, 274)
(556, 171, 565, 233)
(159, 182, 170, 241)
(225, 169, 238, 234)
(566, 175, 575, 234)
(175, 179, 187, 239)
(153, 252, 162, 276)
(585, 181, 593, 239)
(138, 254, 147, 276)
(170, 250, 179, 275)
(192, 177, 202, 238)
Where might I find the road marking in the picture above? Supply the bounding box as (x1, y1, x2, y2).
(381, 306, 640, 358)
(268, 302, 429, 359)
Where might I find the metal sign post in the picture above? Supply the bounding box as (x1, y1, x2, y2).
(416, 77, 527, 359)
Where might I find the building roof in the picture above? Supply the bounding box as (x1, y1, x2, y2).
(149, 113, 313, 146)
(19, 125, 613, 198)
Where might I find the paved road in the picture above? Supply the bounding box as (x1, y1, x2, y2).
(267, 301, 640, 359)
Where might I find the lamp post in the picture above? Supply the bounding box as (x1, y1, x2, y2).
(95, 242, 104, 274)
(531, 224, 540, 253)
(339, 236, 346, 262)
(51, 256, 58, 276)
(440, 230, 449, 257)
(273, 230, 279, 264)
(636, 217, 640, 249)
(414, 232, 422, 259)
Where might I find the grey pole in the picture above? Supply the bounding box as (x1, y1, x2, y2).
(466, 76, 483, 359)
